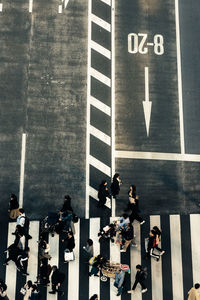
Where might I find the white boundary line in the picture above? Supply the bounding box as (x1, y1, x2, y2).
(111, 0, 116, 217)
(85, 0, 92, 219)
(19, 133, 26, 208)
(29, 0, 33, 12)
(115, 150, 200, 162)
(175, 0, 185, 154)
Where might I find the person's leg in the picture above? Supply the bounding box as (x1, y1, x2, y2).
(140, 280, 146, 290)
(122, 240, 131, 252)
(150, 248, 160, 260)
(117, 286, 123, 295)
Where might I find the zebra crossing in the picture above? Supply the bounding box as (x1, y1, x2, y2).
(1, 214, 199, 299)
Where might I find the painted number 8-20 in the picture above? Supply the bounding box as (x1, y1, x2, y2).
(128, 33, 164, 55)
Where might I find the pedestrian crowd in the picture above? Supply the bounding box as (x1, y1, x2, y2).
(1, 175, 199, 299)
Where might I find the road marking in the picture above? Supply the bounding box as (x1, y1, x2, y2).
(64, 0, 69, 8)
(115, 150, 200, 162)
(170, 215, 184, 300)
(190, 214, 200, 284)
(90, 96, 111, 116)
(143, 67, 152, 137)
(89, 218, 100, 298)
(89, 155, 111, 176)
(100, 0, 111, 6)
(175, 0, 185, 154)
(90, 125, 111, 146)
(91, 40, 111, 59)
(150, 216, 163, 300)
(19, 133, 26, 208)
(110, 217, 121, 300)
(27, 221, 39, 282)
(58, 4, 62, 13)
(5, 223, 17, 300)
(0, 3, 3, 12)
(47, 233, 59, 300)
(90, 67, 111, 87)
(147, 42, 153, 46)
(130, 221, 142, 300)
(91, 13, 111, 32)
(89, 186, 111, 208)
(111, 0, 116, 217)
(29, 0, 33, 12)
(68, 222, 80, 300)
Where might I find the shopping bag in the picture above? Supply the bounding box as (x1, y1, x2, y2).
(64, 249, 75, 262)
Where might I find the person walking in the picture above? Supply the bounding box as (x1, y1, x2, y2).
(97, 180, 109, 208)
(111, 173, 121, 199)
(3, 243, 22, 266)
(188, 283, 200, 300)
(89, 294, 98, 300)
(145, 230, 163, 261)
(49, 266, 65, 296)
(22, 280, 33, 300)
(16, 247, 30, 275)
(152, 226, 165, 255)
(8, 194, 19, 219)
(127, 185, 139, 212)
(60, 195, 73, 213)
(38, 238, 52, 262)
(83, 239, 94, 261)
(120, 223, 137, 252)
(62, 231, 75, 252)
(114, 269, 125, 296)
(16, 209, 32, 239)
(127, 265, 147, 294)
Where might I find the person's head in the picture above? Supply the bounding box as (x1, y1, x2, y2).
(195, 283, 200, 289)
(136, 264, 142, 271)
(64, 195, 71, 202)
(27, 280, 32, 288)
(19, 208, 24, 215)
(100, 180, 107, 186)
(90, 295, 98, 300)
(113, 173, 120, 180)
(10, 194, 17, 201)
(150, 230, 155, 236)
(122, 213, 128, 219)
(52, 266, 58, 272)
(130, 185, 136, 192)
(87, 239, 93, 246)
(153, 226, 161, 234)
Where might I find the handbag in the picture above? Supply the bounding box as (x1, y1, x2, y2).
(20, 287, 26, 295)
(64, 249, 75, 262)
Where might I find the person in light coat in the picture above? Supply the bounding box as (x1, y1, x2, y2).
(188, 283, 200, 300)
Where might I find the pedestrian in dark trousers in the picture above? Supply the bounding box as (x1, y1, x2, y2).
(89, 294, 98, 300)
(3, 243, 22, 265)
(8, 194, 19, 219)
(145, 230, 161, 261)
(120, 223, 137, 252)
(16, 247, 30, 275)
(0, 279, 8, 299)
(60, 195, 73, 213)
(12, 225, 24, 248)
(83, 239, 94, 261)
(128, 265, 147, 294)
(61, 231, 75, 252)
(152, 226, 165, 255)
(129, 207, 145, 225)
(111, 173, 121, 199)
(49, 266, 65, 296)
(97, 180, 109, 207)
(35, 259, 51, 286)
(16, 209, 32, 240)
(127, 185, 139, 212)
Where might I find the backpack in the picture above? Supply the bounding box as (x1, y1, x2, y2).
(142, 267, 148, 280)
(72, 214, 79, 223)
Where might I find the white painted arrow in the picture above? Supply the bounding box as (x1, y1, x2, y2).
(143, 67, 152, 137)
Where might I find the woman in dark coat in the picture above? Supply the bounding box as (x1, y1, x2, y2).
(97, 181, 109, 207)
(8, 194, 19, 219)
(111, 173, 121, 198)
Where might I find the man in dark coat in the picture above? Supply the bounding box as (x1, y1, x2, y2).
(97, 180, 109, 207)
(128, 265, 147, 294)
(61, 231, 75, 252)
(49, 266, 65, 295)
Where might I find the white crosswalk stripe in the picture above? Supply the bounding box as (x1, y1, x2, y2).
(2, 215, 200, 299)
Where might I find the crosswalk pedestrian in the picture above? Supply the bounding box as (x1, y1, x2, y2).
(1, 214, 200, 299)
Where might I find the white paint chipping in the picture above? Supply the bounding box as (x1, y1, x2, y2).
(19, 133, 26, 208)
(115, 150, 200, 162)
(90, 125, 111, 146)
(90, 67, 111, 87)
(89, 155, 111, 177)
(91, 40, 111, 59)
(90, 96, 111, 116)
(91, 13, 111, 32)
(175, 0, 185, 154)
